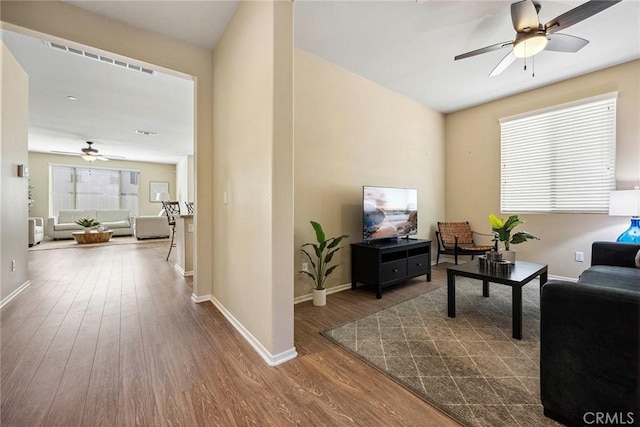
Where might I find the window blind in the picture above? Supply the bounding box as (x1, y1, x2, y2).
(500, 93, 617, 214)
(50, 165, 140, 216)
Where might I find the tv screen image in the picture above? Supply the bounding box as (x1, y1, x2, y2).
(363, 186, 417, 241)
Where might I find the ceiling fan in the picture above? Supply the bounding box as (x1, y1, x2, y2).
(52, 141, 123, 162)
(79, 141, 108, 161)
(454, 0, 622, 77)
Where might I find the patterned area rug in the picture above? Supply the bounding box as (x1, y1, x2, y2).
(29, 236, 169, 251)
(321, 277, 561, 427)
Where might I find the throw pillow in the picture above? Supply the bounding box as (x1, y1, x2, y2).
(636, 249, 640, 268)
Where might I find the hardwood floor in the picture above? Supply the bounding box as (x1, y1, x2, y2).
(1, 241, 460, 426)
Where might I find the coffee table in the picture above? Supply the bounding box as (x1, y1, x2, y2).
(447, 260, 548, 339)
(71, 230, 114, 244)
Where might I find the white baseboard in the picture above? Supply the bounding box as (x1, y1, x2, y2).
(191, 293, 211, 303)
(1, 280, 31, 308)
(294, 282, 352, 304)
(209, 295, 298, 366)
(174, 264, 193, 276)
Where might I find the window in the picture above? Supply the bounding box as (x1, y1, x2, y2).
(50, 165, 140, 216)
(500, 92, 616, 214)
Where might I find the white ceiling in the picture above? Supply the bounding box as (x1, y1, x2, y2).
(3, 29, 196, 164)
(4, 0, 639, 164)
(294, 0, 640, 113)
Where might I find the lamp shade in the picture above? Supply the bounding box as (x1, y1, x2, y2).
(609, 188, 640, 217)
(154, 192, 171, 202)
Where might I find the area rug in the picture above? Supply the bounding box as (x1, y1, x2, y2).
(29, 236, 169, 251)
(321, 277, 561, 427)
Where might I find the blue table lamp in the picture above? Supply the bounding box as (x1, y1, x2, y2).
(609, 187, 640, 243)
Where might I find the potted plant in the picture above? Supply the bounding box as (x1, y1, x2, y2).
(28, 182, 34, 211)
(489, 214, 539, 262)
(75, 218, 100, 233)
(300, 221, 348, 306)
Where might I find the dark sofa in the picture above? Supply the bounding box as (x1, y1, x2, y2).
(540, 242, 640, 427)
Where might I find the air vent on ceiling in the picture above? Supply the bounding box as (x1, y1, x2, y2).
(44, 41, 154, 75)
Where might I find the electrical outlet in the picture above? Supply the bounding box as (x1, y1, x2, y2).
(302, 262, 308, 272)
(187, 224, 195, 233)
(11, 260, 16, 272)
(575, 251, 584, 262)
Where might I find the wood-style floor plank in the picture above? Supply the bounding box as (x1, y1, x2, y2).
(2, 241, 460, 426)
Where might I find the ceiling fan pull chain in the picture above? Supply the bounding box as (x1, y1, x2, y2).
(532, 55, 535, 78)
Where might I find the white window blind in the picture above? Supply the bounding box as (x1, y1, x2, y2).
(50, 165, 140, 217)
(500, 93, 617, 213)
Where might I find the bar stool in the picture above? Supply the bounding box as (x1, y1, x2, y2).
(162, 201, 181, 261)
(184, 201, 194, 215)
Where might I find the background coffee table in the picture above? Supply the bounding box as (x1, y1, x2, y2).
(447, 260, 548, 339)
(72, 230, 114, 244)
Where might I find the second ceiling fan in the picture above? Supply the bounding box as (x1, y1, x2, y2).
(80, 141, 109, 162)
(454, 0, 622, 77)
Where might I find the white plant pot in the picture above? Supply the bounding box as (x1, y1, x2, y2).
(502, 250, 516, 263)
(312, 289, 327, 306)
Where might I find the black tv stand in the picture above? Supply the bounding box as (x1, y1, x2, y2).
(351, 238, 431, 299)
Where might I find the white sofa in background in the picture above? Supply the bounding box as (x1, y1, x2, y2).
(28, 217, 44, 246)
(47, 209, 133, 239)
(134, 216, 170, 239)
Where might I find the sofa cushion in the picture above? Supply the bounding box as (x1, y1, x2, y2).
(55, 223, 84, 231)
(96, 210, 131, 223)
(578, 265, 640, 292)
(58, 210, 96, 224)
(102, 220, 131, 229)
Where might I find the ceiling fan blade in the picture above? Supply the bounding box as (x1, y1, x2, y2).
(490, 51, 517, 77)
(454, 41, 513, 61)
(51, 150, 81, 156)
(97, 156, 110, 161)
(545, 0, 622, 34)
(545, 33, 589, 52)
(511, 0, 540, 32)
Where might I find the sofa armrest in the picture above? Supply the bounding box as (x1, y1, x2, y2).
(46, 217, 57, 237)
(29, 217, 44, 227)
(540, 280, 639, 424)
(28, 218, 37, 241)
(591, 241, 640, 267)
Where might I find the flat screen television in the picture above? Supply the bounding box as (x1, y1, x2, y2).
(363, 186, 417, 241)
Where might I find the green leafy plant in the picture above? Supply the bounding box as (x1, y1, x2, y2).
(28, 181, 35, 209)
(489, 214, 539, 251)
(300, 221, 348, 291)
(75, 218, 100, 227)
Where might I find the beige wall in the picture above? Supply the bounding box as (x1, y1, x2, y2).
(1, 0, 213, 297)
(445, 60, 640, 279)
(294, 49, 446, 298)
(212, 1, 295, 361)
(175, 155, 194, 206)
(1, 42, 30, 303)
(27, 152, 176, 220)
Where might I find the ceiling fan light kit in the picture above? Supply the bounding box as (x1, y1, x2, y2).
(80, 141, 109, 161)
(454, 0, 621, 76)
(513, 33, 548, 58)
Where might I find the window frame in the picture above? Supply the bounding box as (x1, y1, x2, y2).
(499, 92, 617, 214)
(49, 163, 141, 216)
